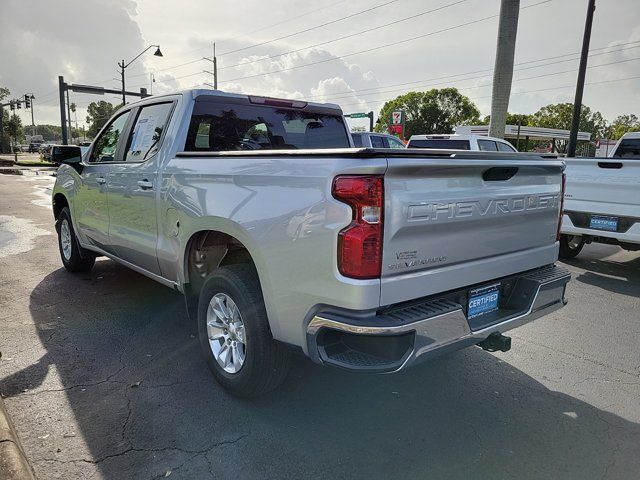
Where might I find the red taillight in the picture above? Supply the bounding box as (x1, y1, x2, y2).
(556, 173, 566, 241)
(332, 175, 384, 279)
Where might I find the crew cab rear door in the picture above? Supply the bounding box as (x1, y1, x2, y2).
(380, 152, 564, 306)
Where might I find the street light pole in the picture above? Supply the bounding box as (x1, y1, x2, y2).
(567, 0, 596, 158)
(118, 45, 163, 105)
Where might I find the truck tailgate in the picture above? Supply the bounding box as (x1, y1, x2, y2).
(381, 155, 563, 306)
(564, 158, 640, 218)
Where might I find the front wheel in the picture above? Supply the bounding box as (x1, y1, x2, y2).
(197, 264, 291, 397)
(56, 207, 95, 272)
(559, 234, 585, 259)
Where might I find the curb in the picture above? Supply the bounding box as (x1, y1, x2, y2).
(0, 396, 36, 480)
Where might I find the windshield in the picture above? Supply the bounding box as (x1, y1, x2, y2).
(407, 139, 471, 150)
(185, 100, 350, 151)
(613, 139, 640, 158)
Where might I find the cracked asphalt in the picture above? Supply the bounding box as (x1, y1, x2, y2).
(0, 172, 639, 480)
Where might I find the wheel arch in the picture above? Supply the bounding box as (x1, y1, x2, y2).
(180, 225, 277, 337)
(52, 192, 69, 221)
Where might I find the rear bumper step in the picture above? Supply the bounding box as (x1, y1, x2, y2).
(307, 264, 570, 372)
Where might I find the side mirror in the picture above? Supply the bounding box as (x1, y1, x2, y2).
(50, 145, 83, 165)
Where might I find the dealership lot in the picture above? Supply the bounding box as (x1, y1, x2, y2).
(0, 172, 638, 480)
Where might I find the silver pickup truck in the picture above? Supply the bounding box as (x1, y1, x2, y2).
(51, 89, 570, 397)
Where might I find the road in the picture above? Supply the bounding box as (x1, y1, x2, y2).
(0, 171, 638, 480)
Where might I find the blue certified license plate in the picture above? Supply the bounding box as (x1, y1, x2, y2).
(468, 284, 500, 319)
(589, 215, 618, 232)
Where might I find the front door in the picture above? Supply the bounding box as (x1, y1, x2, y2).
(107, 102, 174, 275)
(74, 109, 132, 252)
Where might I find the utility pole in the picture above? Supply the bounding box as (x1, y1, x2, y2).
(66, 89, 73, 143)
(58, 76, 68, 145)
(567, 0, 596, 157)
(150, 73, 155, 95)
(30, 96, 36, 136)
(119, 59, 126, 104)
(489, 0, 520, 139)
(203, 42, 218, 89)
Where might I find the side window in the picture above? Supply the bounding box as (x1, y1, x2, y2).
(125, 102, 174, 162)
(387, 136, 406, 149)
(497, 141, 516, 152)
(351, 134, 363, 147)
(91, 111, 131, 162)
(370, 135, 385, 148)
(478, 139, 498, 151)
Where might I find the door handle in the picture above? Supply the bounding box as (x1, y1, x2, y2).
(96, 177, 106, 185)
(137, 180, 153, 190)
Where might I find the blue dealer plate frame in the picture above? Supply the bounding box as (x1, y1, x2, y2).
(468, 284, 501, 319)
(589, 215, 618, 232)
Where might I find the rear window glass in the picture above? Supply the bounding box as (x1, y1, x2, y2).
(370, 136, 386, 148)
(497, 141, 516, 152)
(478, 139, 498, 151)
(407, 139, 470, 150)
(613, 139, 640, 158)
(185, 100, 350, 151)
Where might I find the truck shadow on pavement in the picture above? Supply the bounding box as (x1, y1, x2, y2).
(2, 259, 639, 479)
(561, 246, 640, 297)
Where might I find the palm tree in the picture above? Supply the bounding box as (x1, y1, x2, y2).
(489, 0, 520, 139)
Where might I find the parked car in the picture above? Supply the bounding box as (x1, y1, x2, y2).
(559, 132, 640, 258)
(407, 134, 518, 152)
(351, 131, 405, 149)
(28, 142, 43, 153)
(50, 89, 570, 397)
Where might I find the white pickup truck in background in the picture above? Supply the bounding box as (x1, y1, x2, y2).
(560, 132, 640, 258)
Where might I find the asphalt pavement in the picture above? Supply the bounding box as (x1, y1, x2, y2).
(0, 172, 638, 480)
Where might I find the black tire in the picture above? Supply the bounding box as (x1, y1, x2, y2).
(56, 207, 96, 272)
(197, 264, 291, 397)
(559, 234, 585, 259)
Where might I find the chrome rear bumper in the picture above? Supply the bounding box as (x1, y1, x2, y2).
(306, 264, 570, 372)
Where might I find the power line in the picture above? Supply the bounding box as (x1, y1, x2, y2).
(310, 43, 640, 102)
(336, 66, 640, 109)
(218, 0, 472, 72)
(218, 0, 350, 47)
(218, 0, 553, 85)
(218, 0, 401, 57)
(125, 0, 473, 88)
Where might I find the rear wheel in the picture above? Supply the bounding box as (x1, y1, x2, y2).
(56, 207, 95, 272)
(197, 264, 291, 397)
(559, 234, 585, 259)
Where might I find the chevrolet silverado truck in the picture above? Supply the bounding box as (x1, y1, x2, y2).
(50, 89, 570, 397)
(560, 132, 640, 258)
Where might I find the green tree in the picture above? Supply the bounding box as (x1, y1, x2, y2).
(608, 114, 640, 140)
(6, 113, 24, 144)
(374, 88, 480, 137)
(480, 113, 530, 126)
(529, 102, 607, 153)
(86, 101, 121, 138)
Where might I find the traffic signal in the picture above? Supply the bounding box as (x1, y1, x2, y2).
(16, 100, 21, 109)
(9, 101, 15, 111)
(24, 95, 31, 108)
